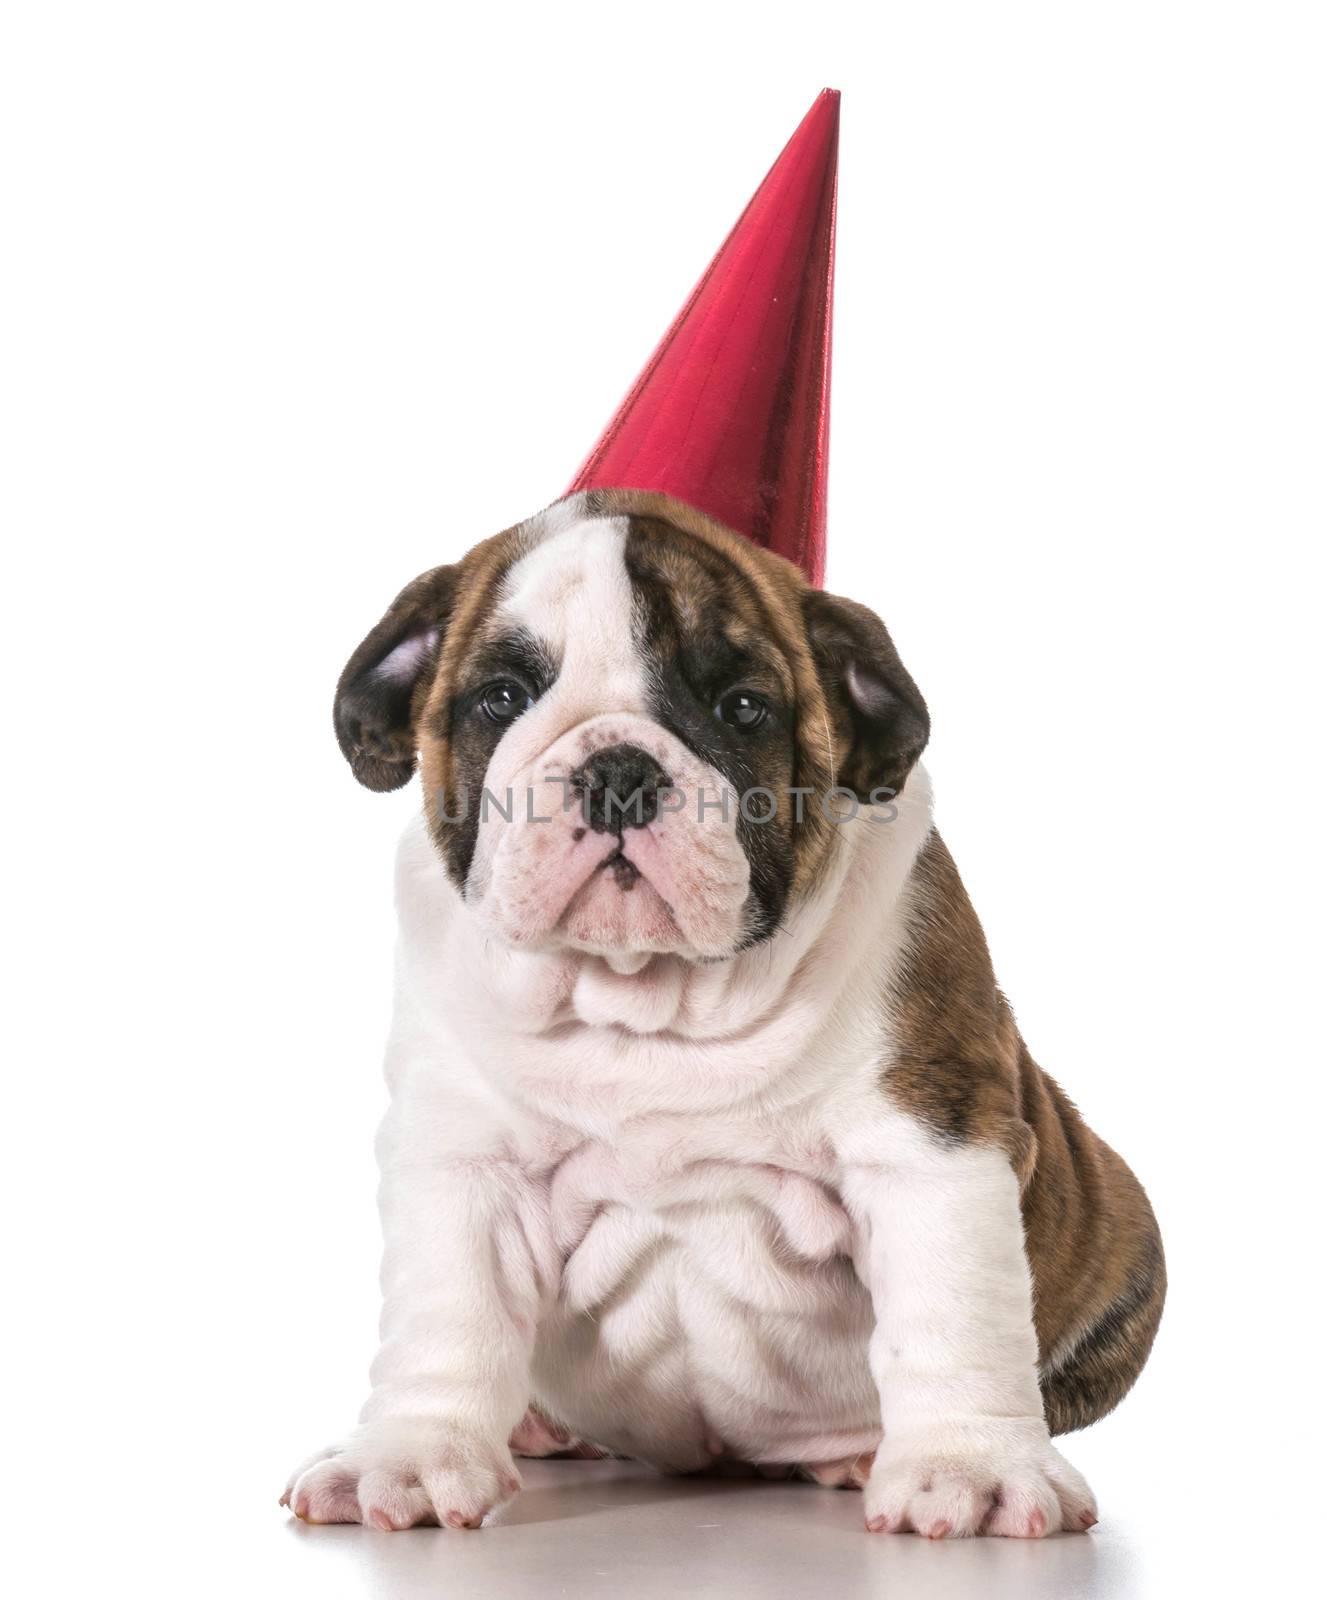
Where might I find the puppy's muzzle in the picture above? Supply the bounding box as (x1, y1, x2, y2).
(570, 743, 673, 833)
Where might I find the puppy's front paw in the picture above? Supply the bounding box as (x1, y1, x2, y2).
(281, 1418, 520, 1530)
(863, 1427, 1097, 1539)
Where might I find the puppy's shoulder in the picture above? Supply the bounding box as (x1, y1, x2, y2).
(877, 829, 1034, 1177)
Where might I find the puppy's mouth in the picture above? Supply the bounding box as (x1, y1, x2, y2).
(598, 849, 642, 892)
(558, 839, 682, 951)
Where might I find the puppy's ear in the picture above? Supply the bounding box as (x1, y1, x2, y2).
(333, 564, 459, 792)
(803, 590, 930, 801)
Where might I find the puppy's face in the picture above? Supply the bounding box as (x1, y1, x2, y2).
(334, 491, 928, 962)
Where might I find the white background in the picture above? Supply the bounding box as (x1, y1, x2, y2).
(3, 4, 1323, 1596)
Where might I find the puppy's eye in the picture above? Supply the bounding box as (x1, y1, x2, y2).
(714, 690, 768, 731)
(479, 681, 534, 725)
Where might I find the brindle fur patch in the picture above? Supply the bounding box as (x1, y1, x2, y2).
(887, 832, 1166, 1433)
(591, 488, 932, 894)
(623, 518, 808, 943)
(418, 523, 545, 882)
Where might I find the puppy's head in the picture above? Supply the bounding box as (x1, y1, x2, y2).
(334, 490, 928, 962)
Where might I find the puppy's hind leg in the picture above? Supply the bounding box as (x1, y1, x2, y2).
(1039, 1230, 1166, 1437)
(799, 1451, 876, 1490)
(509, 1405, 607, 1460)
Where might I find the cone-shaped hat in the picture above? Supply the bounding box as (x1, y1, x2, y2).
(569, 90, 839, 586)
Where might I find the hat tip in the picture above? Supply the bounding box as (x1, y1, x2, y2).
(570, 88, 839, 585)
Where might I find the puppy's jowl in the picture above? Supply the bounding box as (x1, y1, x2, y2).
(283, 490, 1164, 1537)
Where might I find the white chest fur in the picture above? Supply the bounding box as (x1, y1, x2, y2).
(377, 778, 934, 1469)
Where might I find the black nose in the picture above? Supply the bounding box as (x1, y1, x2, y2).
(571, 743, 672, 833)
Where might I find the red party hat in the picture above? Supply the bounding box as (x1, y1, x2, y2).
(569, 90, 840, 587)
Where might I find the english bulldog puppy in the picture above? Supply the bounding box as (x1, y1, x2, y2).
(283, 488, 1164, 1538)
